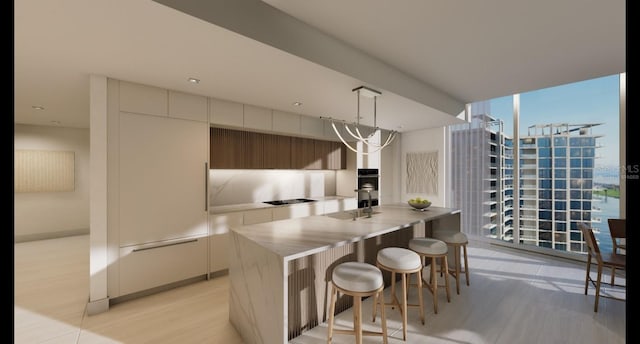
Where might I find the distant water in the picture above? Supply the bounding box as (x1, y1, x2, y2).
(592, 195, 620, 252)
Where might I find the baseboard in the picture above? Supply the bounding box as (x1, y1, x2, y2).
(87, 298, 110, 315)
(109, 274, 208, 306)
(14, 228, 90, 243)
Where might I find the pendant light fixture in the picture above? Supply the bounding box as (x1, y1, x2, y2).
(329, 86, 398, 155)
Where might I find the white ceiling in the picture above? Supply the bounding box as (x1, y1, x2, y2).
(14, 0, 625, 132)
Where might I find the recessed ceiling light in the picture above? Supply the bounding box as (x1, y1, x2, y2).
(32, 105, 45, 110)
(292, 101, 302, 106)
(187, 78, 200, 84)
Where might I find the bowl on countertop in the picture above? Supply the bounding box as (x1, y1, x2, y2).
(408, 200, 431, 211)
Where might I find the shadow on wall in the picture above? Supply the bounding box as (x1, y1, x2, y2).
(209, 169, 335, 206)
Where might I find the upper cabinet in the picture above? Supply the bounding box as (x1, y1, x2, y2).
(169, 91, 208, 122)
(273, 110, 301, 134)
(119, 81, 168, 117)
(300, 116, 325, 138)
(210, 127, 246, 169)
(210, 98, 244, 127)
(211, 128, 345, 170)
(243, 105, 272, 131)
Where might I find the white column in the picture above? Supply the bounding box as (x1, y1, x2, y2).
(88, 75, 109, 314)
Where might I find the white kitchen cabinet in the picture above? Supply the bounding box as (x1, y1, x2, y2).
(210, 98, 243, 127)
(209, 212, 243, 273)
(243, 105, 272, 131)
(118, 237, 207, 296)
(272, 202, 322, 221)
(323, 198, 358, 214)
(169, 90, 208, 122)
(300, 115, 325, 138)
(243, 208, 273, 225)
(342, 198, 358, 211)
(272, 110, 301, 135)
(118, 112, 208, 246)
(119, 81, 168, 117)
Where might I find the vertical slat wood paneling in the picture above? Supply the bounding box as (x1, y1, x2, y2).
(264, 134, 291, 169)
(288, 243, 356, 339)
(314, 140, 330, 169)
(291, 137, 317, 169)
(210, 128, 246, 169)
(211, 128, 344, 169)
(244, 131, 264, 168)
(286, 226, 420, 338)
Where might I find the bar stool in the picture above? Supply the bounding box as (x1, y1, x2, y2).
(433, 230, 469, 294)
(408, 237, 451, 314)
(327, 261, 388, 344)
(373, 247, 424, 341)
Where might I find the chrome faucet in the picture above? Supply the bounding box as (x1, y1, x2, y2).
(354, 189, 373, 218)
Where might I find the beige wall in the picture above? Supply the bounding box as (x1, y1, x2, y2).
(14, 124, 90, 242)
(400, 127, 447, 207)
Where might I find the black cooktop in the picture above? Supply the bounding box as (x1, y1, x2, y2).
(263, 198, 317, 206)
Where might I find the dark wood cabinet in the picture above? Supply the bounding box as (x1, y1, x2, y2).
(210, 127, 345, 170)
(291, 137, 317, 169)
(210, 127, 245, 169)
(264, 134, 292, 169)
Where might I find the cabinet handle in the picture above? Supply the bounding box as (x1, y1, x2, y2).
(132, 238, 198, 252)
(205, 162, 209, 211)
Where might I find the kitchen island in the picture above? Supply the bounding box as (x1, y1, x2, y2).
(228, 203, 461, 344)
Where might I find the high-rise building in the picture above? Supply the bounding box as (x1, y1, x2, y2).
(519, 123, 602, 252)
(450, 114, 513, 241)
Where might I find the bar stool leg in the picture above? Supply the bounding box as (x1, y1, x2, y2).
(371, 290, 378, 322)
(390, 271, 397, 310)
(379, 289, 388, 344)
(417, 268, 425, 324)
(463, 244, 470, 286)
(431, 256, 439, 314)
(454, 245, 461, 295)
(442, 256, 451, 302)
(401, 273, 408, 340)
(354, 296, 362, 344)
(327, 286, 337, 344)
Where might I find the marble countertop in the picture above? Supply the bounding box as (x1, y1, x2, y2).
(209, 196, 356, 215)
(231, 203, 460, 261)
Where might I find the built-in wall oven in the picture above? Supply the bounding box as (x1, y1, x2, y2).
(356, 168, 379, 208)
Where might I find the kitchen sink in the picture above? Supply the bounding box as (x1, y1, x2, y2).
(263, 198, 317, 206)
(325, 209, 381, 220)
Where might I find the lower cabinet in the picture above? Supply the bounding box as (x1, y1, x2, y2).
(209, 212, 243, 274)
(119, 237, 207, 296)
(243, 208, 273, 225)
(322, 198, 358, 214)
(272, 202, 323, 221)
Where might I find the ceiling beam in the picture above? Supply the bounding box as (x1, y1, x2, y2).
(153, 0, 465, 117)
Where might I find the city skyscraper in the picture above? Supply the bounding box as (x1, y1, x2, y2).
(519, 123, 602, 252)
(451, 116, 603, 254)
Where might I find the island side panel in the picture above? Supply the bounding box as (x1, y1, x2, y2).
(287, 243, 356, 339)
(432, 212, 462, 269)
(287, 223, 424, 339)
(229, 230, 286, 344)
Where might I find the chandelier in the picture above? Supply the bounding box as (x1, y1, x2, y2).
(328, 86, 398, 155)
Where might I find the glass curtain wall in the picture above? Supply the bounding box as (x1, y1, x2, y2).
(449, 101, 514, 241)
(449, 74, 622, 256)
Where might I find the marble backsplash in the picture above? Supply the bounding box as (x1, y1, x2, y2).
(209, 169, 337, 206)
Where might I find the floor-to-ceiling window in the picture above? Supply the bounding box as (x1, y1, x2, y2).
(449, 73, 623, 257)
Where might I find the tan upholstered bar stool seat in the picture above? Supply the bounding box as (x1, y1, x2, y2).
(327, 262, 388, 344)
(373, 247, 424, 341)
(433, 230, 469, 294)
(409, 237, 451, 313)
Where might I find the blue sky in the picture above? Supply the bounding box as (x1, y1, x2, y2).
(486, 74, 621, 169)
